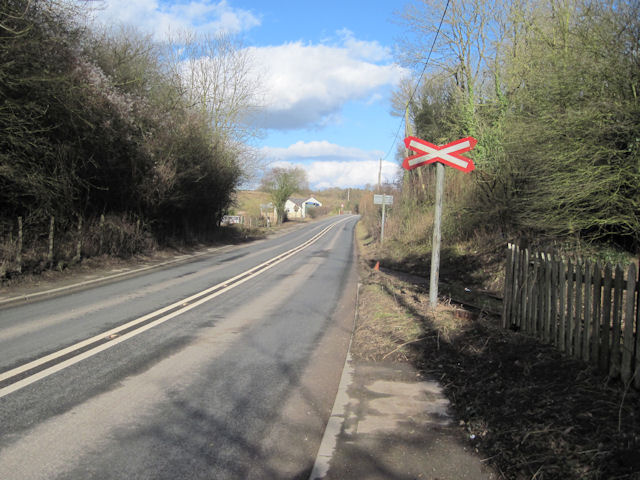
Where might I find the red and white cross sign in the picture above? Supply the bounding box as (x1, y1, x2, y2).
(402, 136, 477, 173)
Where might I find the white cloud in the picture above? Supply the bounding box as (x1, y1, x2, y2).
(246, 39, 407, 130)
(306, 160, 399, 190)
(336, 28, 391, 62)
(262, 140, 378, 161)
(261, 141, 399, 189)
(88, 0, 261, 40)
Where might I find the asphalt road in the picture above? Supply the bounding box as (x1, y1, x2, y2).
(0, 215, 359, 480)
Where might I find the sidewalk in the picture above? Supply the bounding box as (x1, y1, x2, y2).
(313, 359, 497, 480)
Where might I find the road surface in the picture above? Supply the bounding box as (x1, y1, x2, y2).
(0, 215, 359, 480)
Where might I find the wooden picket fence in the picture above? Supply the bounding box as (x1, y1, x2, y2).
(503, 243, 640, 388)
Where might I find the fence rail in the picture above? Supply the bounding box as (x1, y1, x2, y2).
(503, 243, 640, 388)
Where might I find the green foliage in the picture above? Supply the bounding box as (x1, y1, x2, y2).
(391, 0, 640, 252)
(0, 0, 246, 252)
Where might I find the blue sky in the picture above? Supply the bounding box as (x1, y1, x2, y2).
(88, 0, 409, 189)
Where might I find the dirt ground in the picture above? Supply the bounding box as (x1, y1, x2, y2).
(355, 228, 640, 480)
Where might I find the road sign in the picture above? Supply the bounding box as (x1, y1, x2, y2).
(402, 136, 477, 173)
(373, 194, 393, 205)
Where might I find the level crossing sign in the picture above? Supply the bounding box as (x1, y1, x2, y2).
(402, 136, 477, 173)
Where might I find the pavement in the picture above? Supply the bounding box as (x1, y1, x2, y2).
(312, 356, 497, 480)
(1, 241, 498, 480)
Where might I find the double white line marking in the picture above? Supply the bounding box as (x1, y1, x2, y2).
(0, 218, 350, 399)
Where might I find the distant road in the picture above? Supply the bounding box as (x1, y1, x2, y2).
(0, 215, 359, 480)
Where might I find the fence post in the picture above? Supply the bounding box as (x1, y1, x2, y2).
(538, 254, 547, 341)
(574, 260, 584, 359)
(511, 244, 521, 328)
(527, 253, 538, 334)
(566, 259, 574, 354)
(74, 216, 82, 263)
(635, 262, 640, 388)
(48, 216, 55, 268)
(582, 260, 592, 362)
(609, 265, 625, 378)
(601, 265, 613, 372)
(621, 263, 637, 383)
(502, 243, 514, 329)
(592, 262, 602, 367)
(99, 214, 105, 254)
(550, 255, 559, 345)
(520, 248, 530, 332)
(16, 216, 23, 274)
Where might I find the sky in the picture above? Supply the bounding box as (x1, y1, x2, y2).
(87, 0, 411, 190)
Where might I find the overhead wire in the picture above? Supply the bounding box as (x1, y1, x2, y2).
(382, 0, 451, 162)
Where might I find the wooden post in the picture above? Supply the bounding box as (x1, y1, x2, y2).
(530, 253, 540, 335)
(520, 249, 530, 331)
(574, 260, 583, 358)
(566, 259, 574, 354)
(621, 263, 636, 383)
(558, 258, 566, 349)
(17, 216, 23, 274)
(582, 260, 592, 362)
(544, 253, 552, 342)
(98, 214, 105, 254)
(48, 216, 55, 267)
(429, 162, 445, 309)
(601, 265, 613, 372)
(591, 263, 602, 367)
(550, 256, 559, 344)
(74, 216, 82, 263)
(502, 244, 514, 329)
(635, 262, 640, 388)
(609, 265, 624, 378)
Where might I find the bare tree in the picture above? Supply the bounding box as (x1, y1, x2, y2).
(167, 32, 265, 184)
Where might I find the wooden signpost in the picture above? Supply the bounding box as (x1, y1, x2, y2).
(402, 136, 477, 309)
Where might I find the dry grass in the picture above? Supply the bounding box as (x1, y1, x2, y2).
(355, 224, 640, 480)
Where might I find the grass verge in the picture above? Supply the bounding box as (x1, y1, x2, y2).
(354, 223, 640, 480)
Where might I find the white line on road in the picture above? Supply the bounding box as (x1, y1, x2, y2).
(0, 217, 352, 399)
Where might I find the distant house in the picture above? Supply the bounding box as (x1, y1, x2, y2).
(284, 196, 323, 219)
(284, 198, 306, 219)
(304, 196, 322, 207)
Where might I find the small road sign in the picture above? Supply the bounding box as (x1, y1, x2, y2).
(402, 136, 477, 173)
(373, 194, 393, 205)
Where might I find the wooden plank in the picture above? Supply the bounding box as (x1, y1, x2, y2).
(582, 260, 592, 362)
(591, 263, 602, 368)
(574, 260, 583, 359)
(635, 261, 640, 389)
(521, 249, 530, 332)
(609, 265, 625, 378)
(566, 259, 574, 355)
(539, 253, 547, 340)
(558, 258, 566, 350)
(621, 263, 637, 383)
(550, 256, 558, 345)
(511, 244, 521, 329)
(544, 253, 553, 343)
(601, 265, 613, 372)
(502, 244, 514, 329)
(527, 253, 540, 335)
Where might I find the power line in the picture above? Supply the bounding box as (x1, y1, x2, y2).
(382, 0, 451, 162)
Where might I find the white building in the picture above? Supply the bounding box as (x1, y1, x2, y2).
(284, 197, 323, 219)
